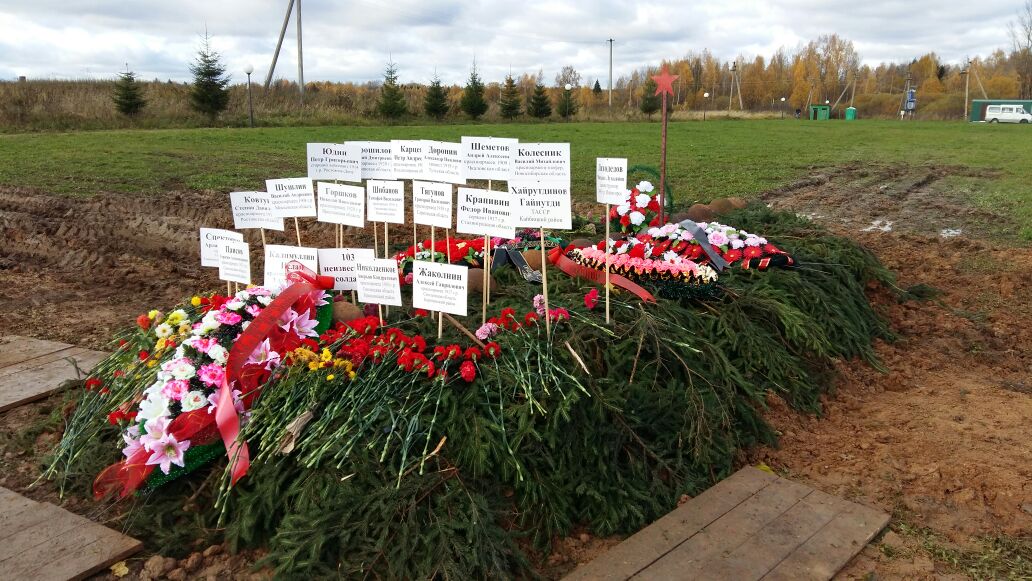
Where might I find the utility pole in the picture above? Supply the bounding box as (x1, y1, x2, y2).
(264, 0, 305, 106)
(607, 38, 614, 110)
(962, 61, 970, 122)
(296, 0, 304, 105)
(728, 61, 736, 114)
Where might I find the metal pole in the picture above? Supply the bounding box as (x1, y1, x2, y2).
(264, 0, 295, 89)
(246, 73, 255, 127)
(296, 0, 304, 105)
(607, 39, 614, 110)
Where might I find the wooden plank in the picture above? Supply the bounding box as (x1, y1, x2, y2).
(565, 467, 778, 580)
(0, 346, 83, 379)
(700, 488, 849, 580)
(0, 490, 41, 539)
(0, 348, 108, 413)
(4, 518, 141, 581)
(633, 476, 814, 580)
(761, 501, 890, 581)
(0, 336, 74, 369)
(0, 487, 142, 581)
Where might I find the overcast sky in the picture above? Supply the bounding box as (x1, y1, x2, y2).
(0, 0, 1020, 85)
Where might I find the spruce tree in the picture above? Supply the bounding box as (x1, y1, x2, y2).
(557, 86, 579, 120)
(112, 69, 146, 117)
(498, 75, 521, 120)
(527, 84, 552, 119)
(189, 34, 230, 124)
(592, 79, 602, 95)
(423, 75, 449, 120)
(377, 62, 408, 119)
(460, 65, 488, 119)
(640, 78, 661, 119)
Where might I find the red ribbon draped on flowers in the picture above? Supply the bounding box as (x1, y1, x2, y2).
(547, 247, 656, 303)
(94, 266, 333, 499)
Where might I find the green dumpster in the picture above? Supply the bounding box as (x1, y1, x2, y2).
(845, 107, 857, 120)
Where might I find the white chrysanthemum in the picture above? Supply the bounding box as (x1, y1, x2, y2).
(235, 290, 252, 301)
(143, 380, 165, 399)
(634, 193, 651, 207)
(168, 360, 196, 381)
(629, 211, 646, 225)
(730, 239, 745, 250)
(207, 344, 228, 364)
(180, 391, 207, 412)
(154, 323, 173, 339)
(616, 203, 631, 216)
(636, 180, 654, 193)
(225, 299, 245, 311)
(197, 312, 221, 334)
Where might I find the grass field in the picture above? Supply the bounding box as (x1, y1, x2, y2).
(1, 119, 1030, 238)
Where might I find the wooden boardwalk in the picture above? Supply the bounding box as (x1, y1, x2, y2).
(565, 467, 888, 581)
(0, 335, 108, 413)
(0, 487, 141, 581)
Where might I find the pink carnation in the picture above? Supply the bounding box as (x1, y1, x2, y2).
(198, 362, 226, 387)
(161, 379, 191, 401)
(215, 310, 242, 325)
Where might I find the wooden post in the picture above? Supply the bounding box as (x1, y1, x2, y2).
(540, 228, 550, 338)
(605, 205, 611, 324)
(384, 222, 390, 318)
(260, 228, 267, 247)
(293, 217, 302, 246)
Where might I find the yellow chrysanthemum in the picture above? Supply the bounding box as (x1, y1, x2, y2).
(190, 296, 202, 306)
(148, 309, 161, 320)
(155, 338, 167, 351)
(326, 374, 335, 381)
(348, 371, 356, 379)
(307, 361, 320, 371)
(320, 348, 333, 362)
(146, 360, 157, 368)
(178, 323, 192, 335)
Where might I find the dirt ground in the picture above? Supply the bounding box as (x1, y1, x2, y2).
(1, 164, 1030, 579)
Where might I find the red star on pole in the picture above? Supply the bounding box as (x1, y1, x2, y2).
(652, 66, 678, 97)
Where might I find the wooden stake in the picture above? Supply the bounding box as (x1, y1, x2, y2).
(293, 217, 302, 246)
(259, 228, 267, 247)
(605, 204, 611, 324)
(384, 222, 389, 318)
(226, 281, 232, 296)
(540, 228, 550, 338)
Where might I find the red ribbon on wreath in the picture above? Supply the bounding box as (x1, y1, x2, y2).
(94, 264, 333, 499)
(547, 247, 656, 303)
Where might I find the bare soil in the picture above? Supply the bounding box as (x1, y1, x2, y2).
(1, 165, 1030, 579)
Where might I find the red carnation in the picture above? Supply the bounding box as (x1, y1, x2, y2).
(85, 377, 103, 391)
(584, 288, 599, 310)
(138, 350, 149, 361)
(464, 346, 482, 361)
(524, 312, 539, 327)
(113, 370, 125, 378)
(414, 308, 430, 318)
(136, 314, 151, 330)
(118, 339, 128, 349)
(620, 215, 631, 227)
(460, 360, 477, 383)
(484, 342, 501, 358)
(107, 410, 124, 425)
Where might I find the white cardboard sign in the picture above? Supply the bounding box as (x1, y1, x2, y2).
(366, 180, 405, 224)
(596, 157, 628, 205)
(264, 244, 318, 289)
(412, 262, 468, 316)
(456, 187, 516, 239)
(461, 136, 517, 181)
(512, 142, 570, 181)
(316, 182, 366, 227)
(218, 240, 251, 284)
(357, 141, 395, 180)
(318, 247, 375, 291)
(354, 259, 403, 306)
(265, 178, 317, 218)
(199, 228, 244, 268)
(391, 140, 426, 180)
(306, 142, 362, 182)
(412, 181, 453, 228)
(509, 180, 573, 230)
(422, 140, 466, 184)
(229, 191, 285, 231)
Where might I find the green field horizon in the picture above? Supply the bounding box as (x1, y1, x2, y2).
(2, 119, 1029, 238)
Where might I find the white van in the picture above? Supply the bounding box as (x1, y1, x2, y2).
(984, 104, 1032, 124)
